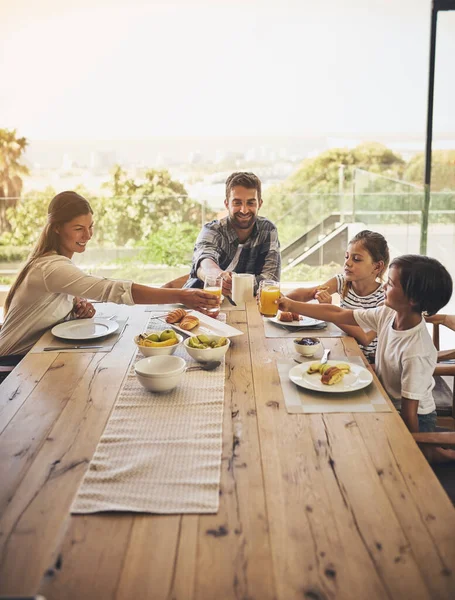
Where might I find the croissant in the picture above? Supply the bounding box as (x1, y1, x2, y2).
(321, 366, 344, 386)
(166, 308, 187, 324)
(180, 315, 200, 331)
(278, 311, 293, 322)
(291, 313, 301, 321)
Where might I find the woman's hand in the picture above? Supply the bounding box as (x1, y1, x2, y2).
(181, 289, 219, 312)
(424, 314, 446, 326)
(73, 299, 96, 319)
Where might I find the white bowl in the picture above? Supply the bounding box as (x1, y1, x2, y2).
(183, 335, 231, 363)
(134, 332, 183, 357)
(134, 355, 186, 392)
(293, 337, 322, 357)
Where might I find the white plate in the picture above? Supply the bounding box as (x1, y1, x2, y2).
(51, 318, 119, 341)
(268, 316, 326, 328)
(167, 310, 244, 338)
(289, 360, 373, 394)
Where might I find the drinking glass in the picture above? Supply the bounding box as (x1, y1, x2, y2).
(204, 274, 222, 316)
(258, 280, 280, 317)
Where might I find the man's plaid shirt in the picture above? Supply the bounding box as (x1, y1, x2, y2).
(186, 216, 281, 291)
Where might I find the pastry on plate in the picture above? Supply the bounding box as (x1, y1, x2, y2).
(166, 308, 187, 323)
(321, 366, 344, 386)
(278, 311, 293, 322)
(307, 362, 321, 374)
(180, 315, 200, 330)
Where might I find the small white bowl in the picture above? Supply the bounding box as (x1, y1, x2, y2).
(134, 332, 183, 357)
(134, 355, 186, 392)
(183, 335, 231, 363)
(293, 337, 322, 357)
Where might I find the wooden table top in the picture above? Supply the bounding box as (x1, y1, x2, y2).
(1, 302, 454, 600)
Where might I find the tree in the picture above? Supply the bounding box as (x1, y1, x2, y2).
(262, 143, 407, 247)
(0, 128, 29, 231)
(100, 166, 214, 246)
(0, 187, 55, 247)
(404, 150, 455, 191)
(288, 143, 405, 194)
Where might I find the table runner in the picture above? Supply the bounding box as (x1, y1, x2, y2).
(31, 317, 129, 353)
(277, 357, 391, 414)
(264, 318, 346, 339)
(71, 316, 225, 514)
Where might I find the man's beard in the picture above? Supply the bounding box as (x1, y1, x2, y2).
(230, 213, 256, 230)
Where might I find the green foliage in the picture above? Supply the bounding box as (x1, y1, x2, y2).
(97, 166, 214, 246)
(0, 187, 54, 246)
(138, 222, 200, 267)
(288, 143, 405, 194)
(282, 262, 342, 282)
(404, 150, 455, 191)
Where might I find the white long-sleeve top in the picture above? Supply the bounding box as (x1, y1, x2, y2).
(0, 253, 134, 356)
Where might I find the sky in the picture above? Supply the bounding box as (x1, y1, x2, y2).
(1, 0, 454, 140)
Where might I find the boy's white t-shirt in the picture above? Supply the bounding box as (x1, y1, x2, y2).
(353, 306, 436, 414)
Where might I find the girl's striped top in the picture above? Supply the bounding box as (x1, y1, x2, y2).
(335, 274, 385, 363)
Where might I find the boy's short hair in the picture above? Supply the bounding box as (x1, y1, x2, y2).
(390, 254, 453, 316)
(225, 172, 262, 201)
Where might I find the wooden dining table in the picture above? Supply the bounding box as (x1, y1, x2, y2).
(1, 301, 454, 600)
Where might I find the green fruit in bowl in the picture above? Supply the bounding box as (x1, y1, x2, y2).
(145, 333, 160, 342)
(197, 334, 210, 344)
(188, 336, 204, 349)
(160, 329, 177, 342)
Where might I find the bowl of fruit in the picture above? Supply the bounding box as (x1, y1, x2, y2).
(134, 329, 183, 357)
(183, 334, 230, 363)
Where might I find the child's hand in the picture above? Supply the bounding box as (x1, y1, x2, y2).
(277, 295, 294, 313)
(315, 289, 332, 304)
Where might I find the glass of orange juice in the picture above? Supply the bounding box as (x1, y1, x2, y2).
(259, 280, 280, 317)
(204, 274, 222, 316)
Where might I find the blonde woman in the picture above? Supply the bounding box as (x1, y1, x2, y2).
(0, 191, 217, 361)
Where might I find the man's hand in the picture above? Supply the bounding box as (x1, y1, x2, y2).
(73, 299, 96, 319)
(181, 289, 219, 312)
(219, 271, 233, 296)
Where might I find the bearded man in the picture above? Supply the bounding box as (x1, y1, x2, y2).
(185, 171, 281, 296)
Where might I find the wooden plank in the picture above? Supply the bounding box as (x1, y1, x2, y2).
(0, 352, 56, 434)
(194, 309, 276, 600)
(40, 514, 134, 600)
(0, 352, 94, 515)
(357, 413, 455, 599)
(116, 516, 183, 599)
(321, 414, 432, 599)
(0, 307, 149, 596)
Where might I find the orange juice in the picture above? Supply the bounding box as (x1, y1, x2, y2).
(205, 286, 222, 300)
(259, 285, 280, 317)
(204, 285, 222, 314)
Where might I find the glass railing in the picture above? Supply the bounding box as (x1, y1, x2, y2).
(1, 191, 454, 287)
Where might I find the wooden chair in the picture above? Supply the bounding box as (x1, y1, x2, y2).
(412, 432, 455, 504)
(161, 273, 190, 289)
(432, 321, 455, 420)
